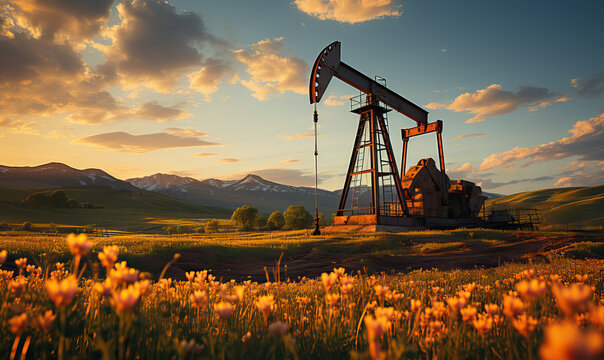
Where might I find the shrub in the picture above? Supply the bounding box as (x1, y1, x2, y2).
(163, 225, 177, 235)
(48, 223, 58, 233)
(283, 206, 313, 230)
(231, 205, 259, 231)
(205, 220, 219, 233)
(0, 222, 9, 231)
(267, 210, 285, 230)
(194, 226, 205, 234)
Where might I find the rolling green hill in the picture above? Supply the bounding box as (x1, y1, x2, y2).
(0, 187, 233, 232)
(486, 184, 604, 229)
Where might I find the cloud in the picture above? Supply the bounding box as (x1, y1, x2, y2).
(102, 0, 223, 92)
(441, 84, 568, 123)
(78, 128, 220, 153)
(425, 102, 447, 110)
(134, 101, 191, 122)
(234, 37, 308, 100)
(219, 158, 239, 163)
(450, 133, 484, 141)
(294, 0, 402, 24)
(8, 0, 113, 42)
(571, 73, 603, 99)
(188, 57, 238, 98)
(194, 152, 217, 157)
(280, 159, 301, 165)
(324, 95, 351, 106)
(478, 113, 604, 171)
(553, 161, 604, 187)
(279, 133, 317, 140)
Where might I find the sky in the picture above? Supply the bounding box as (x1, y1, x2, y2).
(0, 0, 603, 194)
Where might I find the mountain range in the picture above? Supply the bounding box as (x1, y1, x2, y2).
(0, 162, 340, 214)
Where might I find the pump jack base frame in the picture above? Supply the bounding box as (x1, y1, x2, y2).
(326, 214, 485, 233)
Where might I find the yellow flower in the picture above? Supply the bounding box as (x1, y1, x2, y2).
(364, 314, 390, 342)
(8, 313, 28, 335)
(98, 245, 119, 268)
(234, 285, 245, 303)
(185, 271, 195, 282)
(190, 290, 207, 307)
(410, 299, 422, 312)
(461, 306, 477, 323)
(0, 250, 7, 266)
(512, 313, 538, 338)
(134, 280, 151, 296)
(9, 277, 27, 296)
(375, 307, 395, 321)
(516, 279, 547, 299)
(255, 295, 275, 319)
(268, 321, 288, 337)
(540, 321, 604, 360)
(473, 314, 493, 334)
(158, 278, 172, 290)
(94, 278, 114, 297)
(326, 293, 340, 306)
(321, 272, 337, 291)
(36, 310, 56, 333)
(552, 283, 593, 316)
(112, 285, 140, 312)
(340, 276, 354, 294)
(296, 296, 311, 307)
(241, 331, 252, 343)
(447, 296, 467, 313)
(109, 261, 139, 284)
(333, 267, 346, 277)
(66, 233, 91, 256)
(485, 304, 499, 316)
(590, 306, 604, 329)
(214, 301, 234, 320)
(46, 276, 78, 308)
(503, 295, 525, 318)
(15, 257, 27, 269)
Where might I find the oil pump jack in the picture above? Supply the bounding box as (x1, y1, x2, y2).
(310, 41, 485, 231)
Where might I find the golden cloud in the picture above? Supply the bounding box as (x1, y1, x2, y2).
(234, 37, 308, 100)
(294, 0, 402, 24)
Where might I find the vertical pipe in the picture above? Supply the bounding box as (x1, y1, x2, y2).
(436, 122, 448, 205)
(312, 104, 321, 235)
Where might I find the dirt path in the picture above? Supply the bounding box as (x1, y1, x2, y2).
(159, 233, 598, 281)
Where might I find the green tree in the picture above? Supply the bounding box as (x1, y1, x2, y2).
(22, 222, 33, 231)
(283, 206, 313, 230)
(267, 210, 285, 230)
(318, 212, 330, 226)
(205, 219, 219, 233)
(254, 214, 267, 230)
(231, 205, 259, 231)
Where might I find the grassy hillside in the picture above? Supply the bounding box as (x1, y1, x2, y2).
(0, 187, 233, 232)
(486, 184, 604, 229)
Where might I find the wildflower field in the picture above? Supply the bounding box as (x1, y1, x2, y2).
(1, 232, 603, 359)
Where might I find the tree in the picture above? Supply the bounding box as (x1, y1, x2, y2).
(254, 214, 267, 230)
(231, 205, 259, 231)
(205, 220, 219, 233)
(283, 206, 313, 230)
(318, 212, 330, 226)
(267, 210, 285, 230)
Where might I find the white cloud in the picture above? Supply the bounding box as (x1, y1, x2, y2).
(294, 0, 402, 24)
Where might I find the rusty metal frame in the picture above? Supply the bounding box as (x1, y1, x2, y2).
(401, 120, 448, 204)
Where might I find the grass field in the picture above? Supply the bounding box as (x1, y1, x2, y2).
(0, 231, 603, 359)
(486, 184, 604, 230)
(0, 188, 233, 232)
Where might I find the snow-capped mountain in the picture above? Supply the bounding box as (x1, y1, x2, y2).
(126, 173, 198, 191)
(127, 173, 340, 213)
(0, 162, 137, 190)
